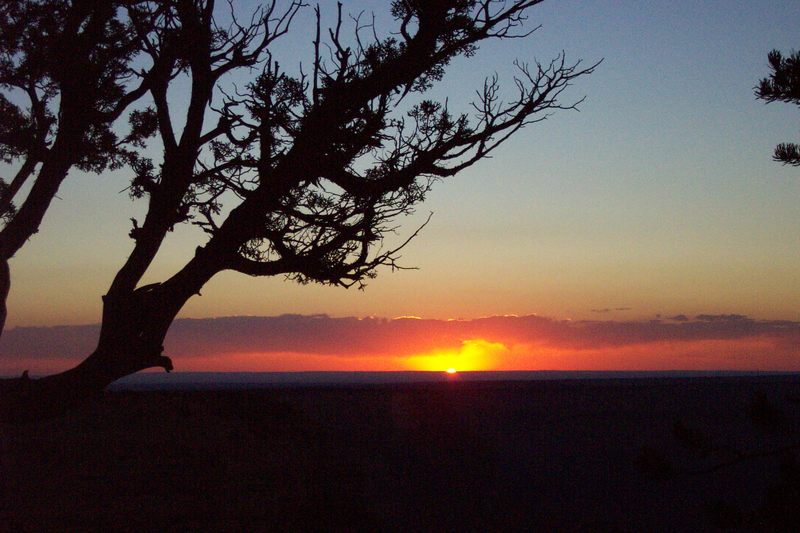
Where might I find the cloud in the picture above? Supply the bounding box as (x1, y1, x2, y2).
(0, 324, 99, 360)
(2, 313, 799, 373)
(694, 314, 752, 323)
(667, 314, 689, 322)
(591, 307, 631, 314)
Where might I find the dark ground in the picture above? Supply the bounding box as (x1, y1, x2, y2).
(2, 376, 800, 532)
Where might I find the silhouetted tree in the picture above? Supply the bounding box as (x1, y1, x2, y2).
(0, 0, 597, 421)
(756, 49, 800, 166)
(0, 0, 169, 336)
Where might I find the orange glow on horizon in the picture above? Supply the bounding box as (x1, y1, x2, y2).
(168, 336, 800, 374)
(404, 339, 508, 372)
(6, 330, 800, 377)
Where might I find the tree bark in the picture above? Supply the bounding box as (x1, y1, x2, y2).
(0, 294, 176, 423)
(0, 258, 8, 338)
(0, 256, 214, 423)
(0, 347, 172, 423)
(0, 109, 82, 341)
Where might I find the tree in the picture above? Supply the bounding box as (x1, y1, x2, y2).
(0, 0, 598, 422)
(0, 0, 169, 336)
(756, 49, 800, 166)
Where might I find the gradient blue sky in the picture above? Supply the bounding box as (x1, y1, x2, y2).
(5, 0, 800, 329)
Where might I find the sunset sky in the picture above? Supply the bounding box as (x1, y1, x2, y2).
(1, 1, 799, 374)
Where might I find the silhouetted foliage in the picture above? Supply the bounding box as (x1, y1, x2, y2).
(756, 49, 800, 166)
(0, 0, 166, 335)
(0, 0, 597, 421)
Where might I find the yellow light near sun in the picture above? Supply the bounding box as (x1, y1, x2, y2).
(405, 338, 507, 372)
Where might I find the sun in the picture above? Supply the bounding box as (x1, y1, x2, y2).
(405, 338, 508, 372)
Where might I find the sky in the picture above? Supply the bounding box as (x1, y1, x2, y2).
(2, 1, 800, 374)
(3, 314, 800, 375)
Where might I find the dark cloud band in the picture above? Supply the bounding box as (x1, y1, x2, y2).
(2, 313, 799, 362)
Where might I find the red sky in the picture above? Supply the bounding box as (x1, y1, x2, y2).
(2, 314, 798, 376)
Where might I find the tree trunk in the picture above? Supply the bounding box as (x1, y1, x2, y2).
(0, 258, 8, 338)
(0, 345, 172, 423)
(0, 288, 179, 423)
(0, 250, 217, 423)
(0, 115, 82, 340)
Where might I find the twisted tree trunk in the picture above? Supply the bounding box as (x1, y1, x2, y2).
(0, 258, 8, 339)
(0, 111, 85, 340)
(0, 308, 173, 423)
(0, 246, 219, 423)
(0, 347, 171, 423)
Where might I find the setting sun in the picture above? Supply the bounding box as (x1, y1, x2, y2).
(405, 339, 508, 372)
